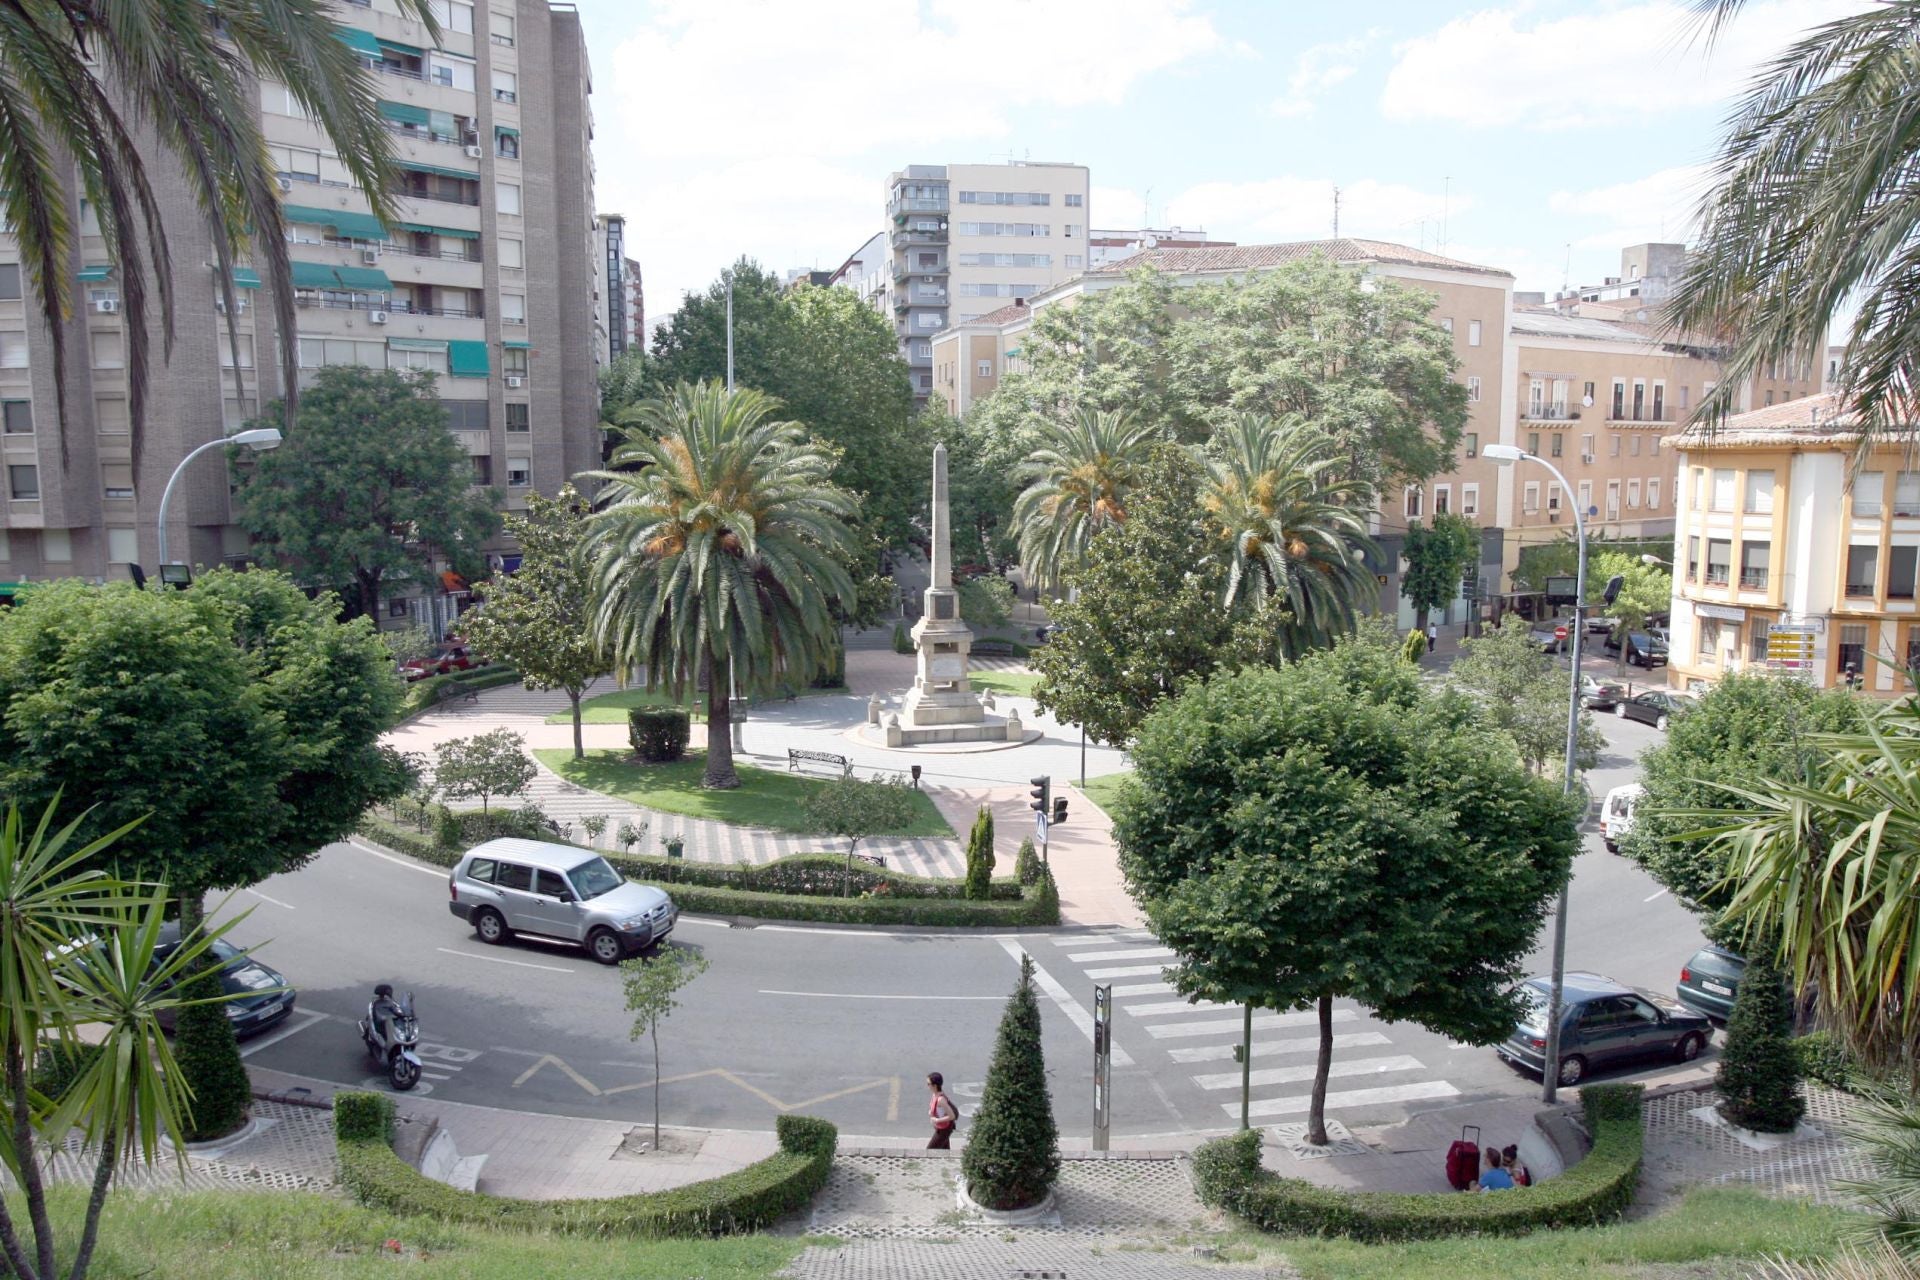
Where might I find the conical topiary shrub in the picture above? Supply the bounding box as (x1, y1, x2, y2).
(963, 953, 1060, 1210)
(964, 806, 995, 901)
(174, 968, 252, 1141)
(1717, 956, 1805, 1133)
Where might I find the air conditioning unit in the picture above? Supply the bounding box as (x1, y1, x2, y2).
(1581, 453, 1595, 465)
(94, 299, 118, 314)
(276, 176, 293, 192)
(368, 310, 389, 325)
(464, 145, 483, 159)
(505, 375, 524, 388)
(361, 249, 381, 266)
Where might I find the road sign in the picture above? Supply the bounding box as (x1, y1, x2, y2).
(1766, 624, 1818, 680)
(1092, 983, 1112, 1151)
(1034, 810, 1049, 844)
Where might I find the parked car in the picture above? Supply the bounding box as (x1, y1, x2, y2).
(1580, 675, 1627, 710)
(401, 642, 480, 683)
(1675, 945, 1748, 1022)
(1603, 630, 1669, 667)
(1616, 689, 1697, 730)
(449, 838, 677, 965)
(1497, 972, 1712, 1087)
(1528, 619, 1569, 653)
(1600, 782, 1644, 852)
(151, 924, 298, 1039)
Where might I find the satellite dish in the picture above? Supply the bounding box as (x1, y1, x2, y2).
(1582, 395, 1594, 407)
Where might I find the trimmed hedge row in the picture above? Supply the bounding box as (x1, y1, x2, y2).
(400, 665, 522, 718)
(1191, 1084, 1644, 1242)
(356, 815, 1060, 927)
(334, 1092, 836, 1237)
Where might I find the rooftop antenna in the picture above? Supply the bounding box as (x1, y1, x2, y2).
(1441, 175, 1451, 250)
(1143, 185, 1154, 232)
(1332, 185, 1341, 238)
(1562, 243, 1572, 294)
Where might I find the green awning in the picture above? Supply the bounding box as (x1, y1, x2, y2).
(378, 100, 430, 126)
(448, 340, 489, 378)
(495, 125, 519, 138)
(376, 37, 423, 56)
(428, 109, 456, 137)
(400, 161, 478, 182)
(289, 261, 391, 291)
(502, 340, 531, 349)
(229, 267, 262, 289)
(288, 261, 340, 289)
(334, 26, 381, 57)
(393, 221, 478, 240)
(280, 205, 388, 240)
(331, 264, 392, 290)
(77, 265, 112, 282)
(387, 338, 448, 352)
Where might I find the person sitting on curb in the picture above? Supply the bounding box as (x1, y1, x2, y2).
(1502, 1142, 1532, 1187)
(1477, 1145, 1515, 1191)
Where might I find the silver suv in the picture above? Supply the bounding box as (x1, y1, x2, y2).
(448, 838, 676, 965)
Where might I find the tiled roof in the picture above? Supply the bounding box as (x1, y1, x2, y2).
(961, 301, 1030, 328)
(1665, 392, 1855, 449)
(1088, 238, 1510, 279)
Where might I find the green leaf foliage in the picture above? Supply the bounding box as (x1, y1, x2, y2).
(1512, 535, 1672, 593)
(172, 970, 251, 1142)
(1400, 512, 1481, 626)
(234, 365, 500, 619)
(1012, 408, 1162, 590)
(964, 807, 996, 902)
(956, 575, 1014, 631)
(1449, 619, 1606, 775)
(1717, 958, 1806, 1134)
(1590, 551, 1673, 673)
(628, 707, 692, 764)
(962, 954, 1060, 1211)
(433, 730, 536, 817)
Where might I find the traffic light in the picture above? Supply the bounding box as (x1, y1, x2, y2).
(1030, 775, 1051, 818)
(1052, 796, 1068, 825)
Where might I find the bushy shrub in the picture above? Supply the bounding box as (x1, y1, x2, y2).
(1718, 957, 1806, 1133)
(33, 1042, 103, 1102)
(628, 707, 691, 763)
(1793, 1031, 1853, 1091)
(963, 954, 1060, 1210)
(334, 1090, 395, 1144)
(808, 645, 846, 690)
(173, 969, 252, 1141)
(891, 623, 912, 654)
(964, 807, 995, 901)
(1014, 837, 1040, 887)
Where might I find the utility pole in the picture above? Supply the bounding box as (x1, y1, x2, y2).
(1331, 186, 1341, 238)
(725, 271, 735, 392)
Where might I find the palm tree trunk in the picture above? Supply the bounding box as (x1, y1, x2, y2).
(704, 655, 739, 789)
(68, 1118, 120, 1280)
(1308, 993, 1334, 1146)
(8, 1040, 54, 1278)
(569, 687, 584, 761)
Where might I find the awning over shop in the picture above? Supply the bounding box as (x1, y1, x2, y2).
(334, 27, 382, 57)
(76, 266, 112, 282)
(280, 205, 389, 240)
(377, 100, 431, 127)
(448, 340, 489, 378)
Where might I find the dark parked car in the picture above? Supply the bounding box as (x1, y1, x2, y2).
(151, 925, 297, 1039)
(1616, 689, 1698, 730)
(1498, 972, 1712, 1088)
(1676, 946, 1748, 1022)
(1603, 630, 1669, 667)
(1580, 675, 1627, 710)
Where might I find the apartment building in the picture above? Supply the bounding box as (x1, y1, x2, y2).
(827, 231, 890, 317)
(887, 161, 1089, 400)
(0, 0, 599, 627)
(596, 213, 643, 361)
(1667, 392, 1920, 697)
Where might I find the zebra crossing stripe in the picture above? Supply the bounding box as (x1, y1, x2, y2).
(1084, 965, 1167, 980)
(1229, 1080, 1460, 1118)
(1123, 999, 1237, 1017)
(1191, 1054, 1426, 1091)
(1145, 1008, 1358, 1040)
(1109, 982, 1175, 997)
(1059, 947, 1176, 963)
(1168, 1032, 1390, 1064)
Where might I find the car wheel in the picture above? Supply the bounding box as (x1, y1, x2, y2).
(1557, 1054, 1587, 1087)
(1675, 1032, 1705, 1063)
(1614, 703, 1628, 718)
(474, 908, 511, 945)
(588, 928, 626, 965)
(1656, 715, 1671, 731)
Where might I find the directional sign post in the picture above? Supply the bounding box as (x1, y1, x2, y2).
(1092, 983, 1112, 1151)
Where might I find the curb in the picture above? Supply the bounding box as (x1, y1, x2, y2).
(253, 1085, 333, 1112)
(839, 1146, 1188, 1161)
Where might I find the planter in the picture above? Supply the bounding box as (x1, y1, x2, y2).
(954, 1175, 1059, 1226)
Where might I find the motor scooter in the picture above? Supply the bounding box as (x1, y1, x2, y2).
(358, 989, 423, 1091)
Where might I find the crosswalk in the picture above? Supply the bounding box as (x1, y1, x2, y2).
(1047, 932, 1461, 1122)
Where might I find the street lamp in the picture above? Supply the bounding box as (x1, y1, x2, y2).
(1640, 554, 1671, 568)
(156, 427, 281, 569)
(1483, 441, 1585, 1104)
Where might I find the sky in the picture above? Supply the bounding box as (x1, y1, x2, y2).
(567, 0, 1858, 323)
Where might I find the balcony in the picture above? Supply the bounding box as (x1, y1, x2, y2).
(1524, 404, 1573, 421)
(1739, 571, 1769, 590)
(1704, 568, 1730, 586)
(1846, 582, 1876, 598)
(891, 225, 948, 248)
(890, 197, 949, 218)
(391, 302, 483, 319)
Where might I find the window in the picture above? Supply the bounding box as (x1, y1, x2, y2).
(443, 400, 488, 432)
(1687, 535, 1700, 581)
(107, 527, 137, 565)
(1064, 225, 1079, 238)
(1581, 433, 1594, 459)
(1612, 380, 1626, 419)
(427, 55, 475, 92)
(8, 465, 38, 499)
(1651, 436, 1660, 456)
(1440, 317, 1453, 334)
(258, 81, 311, 119)
(1765, 390, 1775, 407)
(98, 397, 130, 434)
(954, 222, 1048, 236)
(1465, 432, 1478, 458)
(1467, 319, 1482, 346)
(915, 312, 944, 329)
(957, 191, 1050, 205)
(1846, 544, 1880, 597)
(501, 294, 526, 326)
(491, 70, 517, 102)
(102, 463, 134, 499)
(1630, 434, 1641, 457)
(1462, 484, 1479, 516)
(1523, 481, 1540, 514)
(1632, 380, 1646, 421)
(389, 346, 448, 376)
(1692, 467, 1706, 510)
(1527, 432, 1540, 455)
(955, 253, 1051, 267)
(495, 129, 519, 160)
(1548, 484, 1562, 513)
(1839, 623, 1869, 682)
(498, 238, 524, 270)
(491, 11, 515, 44)
(1698, 617, 1721, 662)
(1583, 380, 1595, 403)
(1, 401, 29, 434)
(503, 348, 528, 378)
(1898, 473, 1920, 517)
(1529, 378, 1544, 417)
(1648, 477, 1661, 509)
(39, 529, 68, 561)
(1711, 468, 1736, 512)
(470, 455, 493, 485)
(496, 182, 522, 216)
(1857, 472, 1885, 517)
(1679, 385, 1690, 411)
(1652, 382, 1665, 421)
(1404, 486, 1422, 519)
(1434, 485, 1451, 515)
(431, 0, 473, 32)
(91, 331, 123, 369)
(1065, 193, 1083, 207)
(1467, 375, 1480, 402)
(1741, 541, 1772, 590)
(1577, 479, 1593, 516)
(911, 341, 931, 359)
(507, 457, 530, 487)
(1627, 478, 1641, 508)
(976, 359, 992, 377)
(1064, 254, 1083, 269)
(1706, 538, 1731, 585)
(1611, 434, 1621, 457)
(1752, 621, 1772, 663)
(0, 264, 18, 300)
(1551, 433, 1563, 458)
(1909, 626, 1920, 673)
(1891, 545, 1919, 600)
(217, 331, 254, 367)
(505, 402, 529, 433)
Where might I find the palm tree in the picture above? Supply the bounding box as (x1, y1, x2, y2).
(0, 0, 436, 462)
(1199, 413, 1379, 658)
(583, 382, 858, 790)
(1012, 407, 1160, 591)
(1669, 1, 1920, 437)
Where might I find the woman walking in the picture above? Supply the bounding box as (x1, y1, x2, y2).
(927, 1072, 959, 1149)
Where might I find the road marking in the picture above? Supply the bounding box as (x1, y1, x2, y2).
(1644, 888, 1669, 902)
(1230, 1080, 1460, 1118)
(1110, 982, 1175, 997)
(995, 939, 1133, 1067)
(513, 1053, 603, 1095)
(348, 838, 450, 879)
(237, 1010, 325, 1058)
(1145, 1009, 1358, 1040)
(1051, 935, 1150, 948)
(244, 887, 294, 910)
(759, 989, 1005, 1001)
(435, 947, 576, 974)
(1057, 947, 1176, 963)
(1169, 1032, 1391, 1064)
(1123, 998, 1236, 1017)
(674, 916, 729, 929)
(1084, 965, 1170, 980)
(1192, 1054, 1426, 1091)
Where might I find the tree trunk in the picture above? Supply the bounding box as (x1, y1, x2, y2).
(704, 655, 739, 789)
(1414, 606, 1430, 634)
(8, 1039, 54, 1278)
(68, 1118, 120, 1280)
(651, 1024, 661, 1148)
(1308, 993, 1334, 1146)
(569, 688, 584, 760)
(353, 570, 381, 624)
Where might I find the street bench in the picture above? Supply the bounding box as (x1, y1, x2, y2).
(973, 640, 1017, 657)
(788, 748, 851, 779)
(420, 1127, 488, 1192)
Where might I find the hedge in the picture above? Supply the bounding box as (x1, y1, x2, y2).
(399, 665, 523, 719)
(1191, 1083, 1644, 1242)
(356, 814, 1060, 927)
(334, 1096, 837, 1238)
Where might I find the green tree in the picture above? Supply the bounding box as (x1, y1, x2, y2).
(1591, 551, 1674, 674)
(928, 408, 1026, 567)
(621, 944, 710, 1148)
(962, 954, 1060, 1211)
(461, 485, 610, 759)
(801, 775, 922, 896)
(0, 0, 436, 464)
(1030, 447, 1277, 746)
(585, 382, 859, 789)
(234, 365, 500, 619)
(1671, 2, 1920, 437)
(964, 807, 996, 902)
(1200, 413, 1379, 658)
(432, 730, 536, 817)
(1449, 620, 1606, 775)
(1012, 407, 1161, 591)
(956, 574, 1014, 631)
(1116, 636, 1579, 1144)
(1512, 535, 1672, 593)
(1716, 956, 1805, 1134)
(1400, 512, 1480, 632)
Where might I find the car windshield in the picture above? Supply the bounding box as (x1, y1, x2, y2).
(568, 857, 625, 900)
(1515, 983, 1552, 1032)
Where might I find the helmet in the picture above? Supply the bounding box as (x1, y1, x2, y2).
(374, 983, 394, 999)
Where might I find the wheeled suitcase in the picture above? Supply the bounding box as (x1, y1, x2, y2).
(1445, 1124, 1482, 1191)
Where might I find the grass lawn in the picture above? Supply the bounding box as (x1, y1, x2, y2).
(1219, 1188, 1853, 1280)
(971, 669, 1040, 698)
(535, 748, 954, 838)
(1075, 769, 1134, 818)
(49, 1186, 804, 1279)
(546, 684, 836, 726)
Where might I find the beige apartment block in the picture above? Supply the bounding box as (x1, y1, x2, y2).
(0, 0, 599, 632)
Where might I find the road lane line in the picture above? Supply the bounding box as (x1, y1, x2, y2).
(1169, 1032, 1391, 1064)
(435, 947, 575, 973)
(995, 939, 1133, 1067)
(759, 990, 1005, 1001)
(244, 887, 294, 910)
(1192, 1054, 1426, 1091)
(1057, 947, 1176, 963)
(1644, 888, 1669, 902)
(1230, 1080, 1459, 1118)
(238, 1010, 326, 1058)
(348, 838, 450, 879)
(1145, 1009, 1358, 1040)
(1086, 965, 1168, 980)
(674, 916, 729, 929)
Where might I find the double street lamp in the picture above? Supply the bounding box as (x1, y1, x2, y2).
(155, 427, 281, 572)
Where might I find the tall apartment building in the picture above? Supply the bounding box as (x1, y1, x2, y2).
(0, 0, 598, 625)
(887, 161, 1089, 400)
(827, 231, 890, 317)
(597, 213, 637, 361)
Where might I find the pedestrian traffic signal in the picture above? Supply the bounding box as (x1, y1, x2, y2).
(1030, 775, 1050, 816)
(1052, 796, 1068, 825)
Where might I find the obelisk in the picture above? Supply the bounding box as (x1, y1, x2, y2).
(902, 444, 984, 726)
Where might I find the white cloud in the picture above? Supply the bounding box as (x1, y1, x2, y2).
(1166, 176, 1469, 246)
(1380, 1, 1859, 129)
(1270, 35, 1374, 118)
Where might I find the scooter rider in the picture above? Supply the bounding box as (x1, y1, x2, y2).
(370, 983, 402, 1042)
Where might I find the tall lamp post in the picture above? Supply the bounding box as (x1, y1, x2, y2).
(156, 427, 282, 569)
(1482, 442, 1586, 1104)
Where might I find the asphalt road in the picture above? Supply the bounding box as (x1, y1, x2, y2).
(229, 707, 1707, 1142)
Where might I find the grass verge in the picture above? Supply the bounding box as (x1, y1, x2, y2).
(535, 748, 954, 838)
(1075, 769, 1134, 818)
(548, 685, 837, 726)
(970, 670, 1040, 698)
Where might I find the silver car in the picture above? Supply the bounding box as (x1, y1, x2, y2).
(448, 838, 676, 965)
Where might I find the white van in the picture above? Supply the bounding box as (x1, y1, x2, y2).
(1600, 783, 1644, 854)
